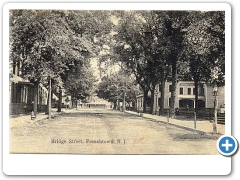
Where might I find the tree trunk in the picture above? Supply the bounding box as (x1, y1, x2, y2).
(33, 83, 38, 116)
(117, 100, 119, 110)
(57, 87, 62, 112)
(51, 90, 53, 108)
(113, 101, 117, 110)
(72, 99, 74, 108)
(170, 60, 177, 118)
(159, 73, 165, 115)
(45, 79, 51, 115)
(45, 90, 49, 114)
(123, 90, 126, 112)
(143, 88, 148, 113)
(194, 79, 199, 114)
(150, 88, 155, 114)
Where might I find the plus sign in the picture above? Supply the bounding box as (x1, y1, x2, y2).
(217, 135, 238, 156)
(222, 139, 233, 151)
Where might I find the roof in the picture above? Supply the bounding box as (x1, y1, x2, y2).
(9, 73, 33, 85)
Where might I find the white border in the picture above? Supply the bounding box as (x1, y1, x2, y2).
(2, 2, 231, 10)
(3, 2, 231, 175)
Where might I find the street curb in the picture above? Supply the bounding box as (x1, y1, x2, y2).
(125, 111, 212, 135)
(151, 119, 207, 134)
(33, 111, 66, 124)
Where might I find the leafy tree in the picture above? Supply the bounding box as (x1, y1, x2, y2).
(112, 11, 165, 113)
(156, 11, 189, 117)
(64, 61, 97, 103)
(182, 11, 225, 113)
(143, 11, 172, 115)
(97, 71, 140, 110)
(10, 10, 113, 113)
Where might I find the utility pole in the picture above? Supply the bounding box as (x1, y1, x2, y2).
(123, 88, 126, 112)
(213, 96, 218, 133)
(212, 82, 218, 133)
(122, 69, 127, 113)
(48, 78, 52, 120)
(57, 86, 62, 112)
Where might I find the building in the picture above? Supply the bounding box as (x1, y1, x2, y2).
(78, 94, 112, 109)
(9, 60, 58, 115)
(9, 73, 34, 114)
(136, 81, 225, 113)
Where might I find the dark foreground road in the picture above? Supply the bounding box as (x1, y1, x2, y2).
(10, 109, 219, 154)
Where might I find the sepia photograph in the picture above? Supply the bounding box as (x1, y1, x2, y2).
(8, 7, 226, 155)
(2, 1, 235, 176)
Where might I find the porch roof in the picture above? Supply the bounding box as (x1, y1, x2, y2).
(10, 73, 33, 85)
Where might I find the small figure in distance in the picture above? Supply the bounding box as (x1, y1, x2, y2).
(175, 107, 180, 116)
(24, 102, 27, 114)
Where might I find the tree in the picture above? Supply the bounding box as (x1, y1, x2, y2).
(97, 71, 140, 110)
(156, 11, 189, 117)
(10, 10, 82, 114)
(182, 11, 225, 113)
(10, 10, 113, 113)
(112, 11, 168, 113)
(63, 61, 97, 103)
(143, 11, 172, 115)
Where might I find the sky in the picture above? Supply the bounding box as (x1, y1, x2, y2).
(90, 15, 121, 82)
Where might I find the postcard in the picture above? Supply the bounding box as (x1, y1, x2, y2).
(3, 2, 234, 175)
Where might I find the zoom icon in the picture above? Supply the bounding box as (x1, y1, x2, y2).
(217, 135, 238, 156)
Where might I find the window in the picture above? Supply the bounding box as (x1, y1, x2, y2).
(193, 88, 195, 95)
(169, 85, 172, 92)
(188, 88, 191, 95)
(179, 87, 183, 95)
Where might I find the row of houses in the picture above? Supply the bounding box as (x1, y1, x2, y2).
(136, 81, 225, 114)
(9, 61, 111, 115)
(9, 60, 61, 115)
(9, 74, 60, 115)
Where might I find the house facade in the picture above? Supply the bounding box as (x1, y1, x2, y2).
(9, 60, 58, 115)
(9, 73, 34, 114)
(136, 81, 225, 113)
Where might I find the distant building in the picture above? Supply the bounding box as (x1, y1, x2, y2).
(136, 81, 225, 113)
(78, 94, 112, 109)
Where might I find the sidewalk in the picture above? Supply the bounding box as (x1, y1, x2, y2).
(125, 111, 225, 135)
(9, 108, 72, 128)
(9, 108, 225, 135)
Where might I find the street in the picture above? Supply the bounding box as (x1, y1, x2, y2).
(10, 109, 219, 155)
